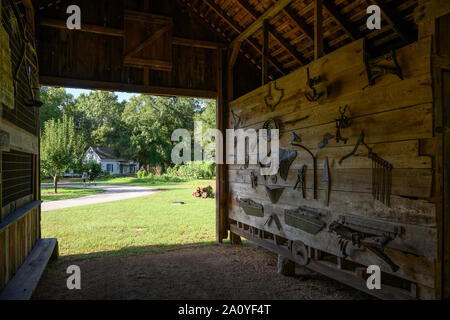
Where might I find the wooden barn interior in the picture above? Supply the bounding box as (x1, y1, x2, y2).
(0, 0, 449, 300)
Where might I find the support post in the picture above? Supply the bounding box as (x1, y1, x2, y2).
(314, 0, 324, 60)
(262, 19, 269, 85)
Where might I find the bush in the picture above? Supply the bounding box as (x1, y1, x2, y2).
(83, 161, 102, 178)
(167, 161, 216, 179)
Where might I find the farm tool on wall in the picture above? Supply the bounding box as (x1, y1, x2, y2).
(322, 157, 330, 207)
(318, 133, 334, 149)
(265, 186, 285, 204)
(339, 130, 393, 206)
(291, 135, 317, 199)
(265, 214, 282, 231)
(305, 67, 328, 102)
(231, 110, 242, 129)
(250, 171, 258, 189)
(285, 206, 325, 235)
(364, 44, 403, 87)
(294, 165, 307, 199)
(335, 105, 351, 144)
(329, 215, 401, 272)
(264, 80, 284, 112)
(239, 198, 264, 217)
(279, 149, 297, 181)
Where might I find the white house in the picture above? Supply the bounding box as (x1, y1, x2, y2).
(83, 147, 139, 175)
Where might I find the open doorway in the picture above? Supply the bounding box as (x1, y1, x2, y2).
(38, 86, 218, 260)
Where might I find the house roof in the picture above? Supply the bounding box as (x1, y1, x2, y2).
(90, 147, 128, 161)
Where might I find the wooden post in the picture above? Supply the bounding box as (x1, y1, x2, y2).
(262, 19, 269, 85)
(216, 48, 228, 243)
(228, 42, 241, 101)
(314, 0, 324, 60)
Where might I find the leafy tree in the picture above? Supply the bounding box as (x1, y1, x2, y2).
(71, 91, 126, 147)
(39, 87, 75, 131)
(120, 96, 202, 169)
(41, 115, 85, 193)
(195, 99, 216, 131)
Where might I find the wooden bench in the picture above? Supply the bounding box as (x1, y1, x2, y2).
(0, 238, 58, 300)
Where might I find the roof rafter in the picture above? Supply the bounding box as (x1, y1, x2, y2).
(230, 0, 294, 47)
(322, 0, 360, 41)
(199, 0, 286, 75)
(235, 0, 308, 66)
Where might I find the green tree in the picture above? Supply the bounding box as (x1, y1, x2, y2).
(39, 87, 75, 131)
(40, 115, 85, 193)
(120, 96, 201, 169)
(71, 91, 126, 147)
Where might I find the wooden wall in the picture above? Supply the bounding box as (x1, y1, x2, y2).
(37, 0, 257, 98)
(227, 37, 437, 299)
(0, 0, 42, 293)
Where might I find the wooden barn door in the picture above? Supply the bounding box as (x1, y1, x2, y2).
(123, 10, 173, 72)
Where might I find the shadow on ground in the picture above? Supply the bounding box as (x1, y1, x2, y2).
(33, 243, 374, 300)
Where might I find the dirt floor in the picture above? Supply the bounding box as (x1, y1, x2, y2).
(33, 243, 373, 300)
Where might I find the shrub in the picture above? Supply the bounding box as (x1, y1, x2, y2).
(167, 161, 216, 179)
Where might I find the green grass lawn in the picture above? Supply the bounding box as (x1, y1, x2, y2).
(41, 187, 105, 202)
(41, 180, 217, 260)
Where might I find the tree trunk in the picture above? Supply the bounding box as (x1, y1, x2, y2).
(54, 175, 58, 193)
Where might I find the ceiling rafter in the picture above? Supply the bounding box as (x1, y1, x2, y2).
(230, 0, 293, 47)
(200, 0, 287, 75)
(235, 0, 308, 66)
(322, 0, 360, 41)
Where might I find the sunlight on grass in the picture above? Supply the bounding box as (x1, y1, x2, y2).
(41, 187, 105, 202)
(41, 180, 216, 260)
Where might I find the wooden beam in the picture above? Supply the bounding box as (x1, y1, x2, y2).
(200, 0, 286, 75)
(22, 0, 35, 33)
(367, 0, 409, 43)
(283, 6, 330, 53)
(39, 76, 218, 99)
(172, 37, 226, 50)
(236, 0, 308, 66)
(268, 25, 308, 65)
(228, 42, 242, 101)
(231, 0, 294, 47)
(262, 19, 269, 85)
(323, 0, 359, 41)
(125, 23, 173, 58)
(314, 0, 324, 60)
(39, 18, 125, 37)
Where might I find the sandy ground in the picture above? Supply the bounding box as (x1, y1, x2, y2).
(41, 185, 158, 211)
(33, 244, 372, 300)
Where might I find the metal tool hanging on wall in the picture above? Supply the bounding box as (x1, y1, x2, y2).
(329, 215, 401, 272)
(265, 186, 285, 204)
(250, 171, 257, 189)
(239, 198, 264, 217)
(322, 157, 330, 207)
(291, 134, 317, 199)
(339, 131, 393, 206)
(364, 44, 403, 87)
(335, 105, 351, 144)
(279, 149, 297, 181)
(265, 214, 282, 231)
(264, 81, 284, 112)
(285, 206, 325, 235)
(8, 0, 42, 108)
(305, 67, 328, 102)
(294, 165, 307, 198)
(318, 133, 334, 149)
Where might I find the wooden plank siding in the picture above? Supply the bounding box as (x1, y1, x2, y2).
(226, 36, 438, 299)
(0, 205, 40, 291)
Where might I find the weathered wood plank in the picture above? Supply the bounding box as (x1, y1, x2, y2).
(0, 238, 58, 300)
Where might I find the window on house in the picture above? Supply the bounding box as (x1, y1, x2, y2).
(107, 164, 114, 172)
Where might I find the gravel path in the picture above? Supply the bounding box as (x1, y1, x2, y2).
(41, 185, 158, 211)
